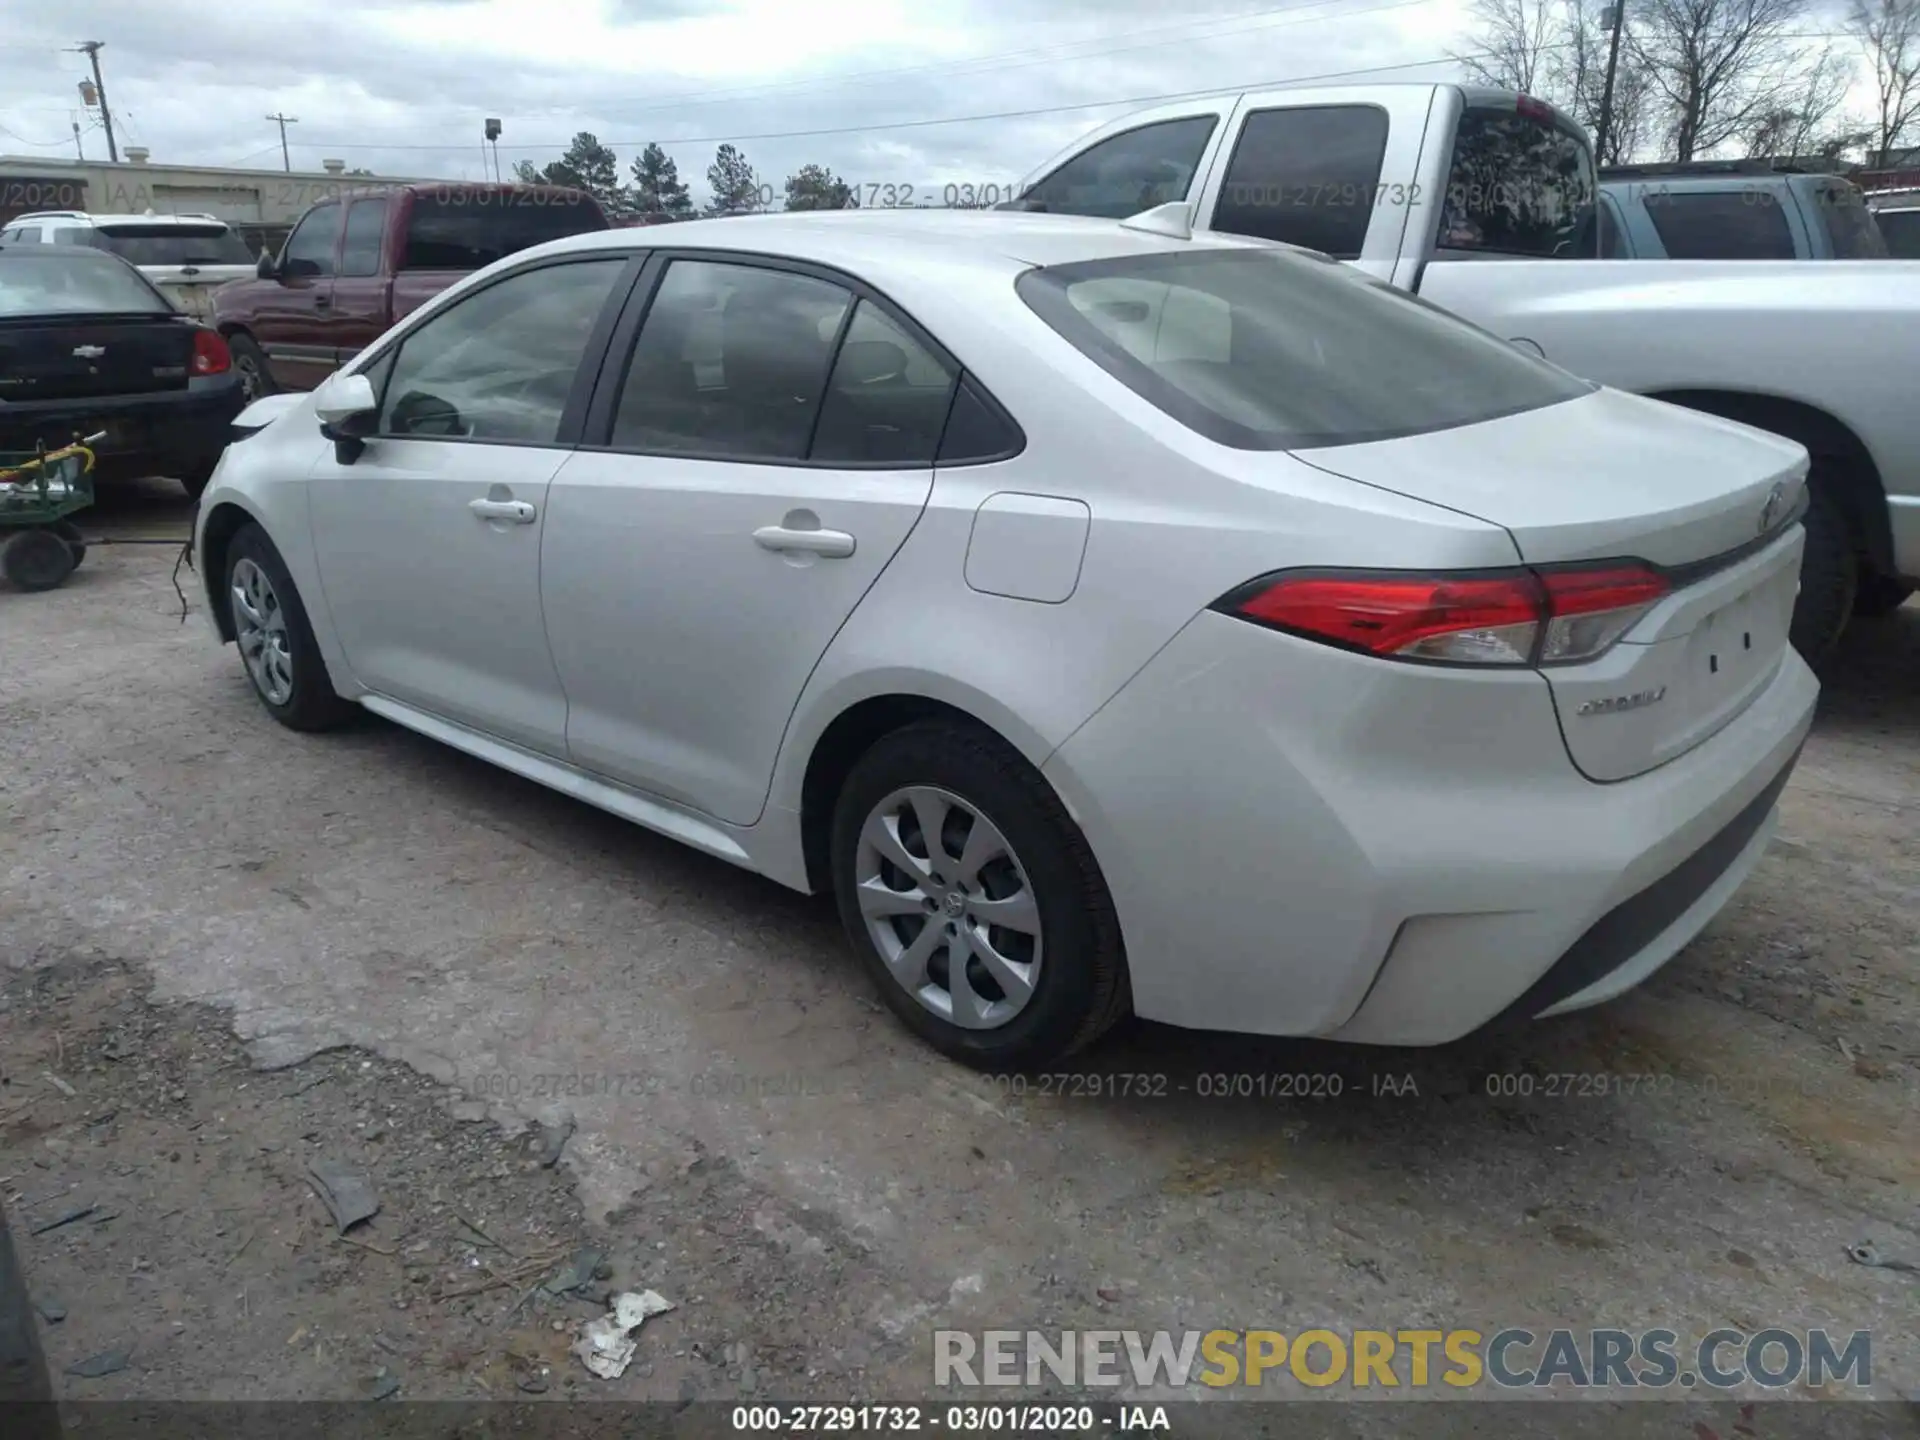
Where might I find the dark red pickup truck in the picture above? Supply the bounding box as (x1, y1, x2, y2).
(211, 182, 609, 398)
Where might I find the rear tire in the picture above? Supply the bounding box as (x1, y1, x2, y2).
(1853, 573, 1914, 618)
(1791, 484, 1857, 663)
(0, 528, 76, 591)
(228, 333, 275, 401)
(223, 523, 354, 732)
(830, 720, 1129, 1070)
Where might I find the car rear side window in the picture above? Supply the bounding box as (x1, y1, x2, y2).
(809, 300, 957, 466)
(1212, 105, 1390, 259)
(376, 258, 625, 444)
(400, 191, 608, 270)
(1440, 107, 1596, 257)
(1019, 247, 1592, 450)
(0, 252, 170, 316)
(1644, 190, 1795, 259)
(1017, 117, 1219, 219)
(1816, 184, 1888, 257)
(611, 259, 853, 461)
(339, 198, 388, 277)
(1877, 207, 1920, 257)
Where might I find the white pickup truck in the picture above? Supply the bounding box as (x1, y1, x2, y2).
(1009, 83, 1920, 656)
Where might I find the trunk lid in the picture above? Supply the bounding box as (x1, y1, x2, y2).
(146, 267, 257, 321)
(1296, 387, 1809, 782)
(0, 315, 197, 401)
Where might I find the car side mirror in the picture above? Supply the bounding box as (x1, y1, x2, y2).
(315, 372, 379, 464)
(256, 250, 278, 280)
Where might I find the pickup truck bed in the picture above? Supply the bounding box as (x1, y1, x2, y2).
(1013, 82, 1920, 654)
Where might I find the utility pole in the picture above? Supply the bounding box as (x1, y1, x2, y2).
(72, 119, 84, 160)
(266, 112, 299, 172)
(1595, 4, 1628, 167)
(71, 41, 117, 162)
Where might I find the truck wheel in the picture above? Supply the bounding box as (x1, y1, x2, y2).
(0, 528, 77, 592)
(229, 333, 275, 401)
(1791, 485, 1857, 663)
(1853, 574, 1913, 618)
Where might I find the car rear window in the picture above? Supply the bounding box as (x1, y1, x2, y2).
(1439, 106, 1597, 257)
(1017, 247, 1592, 450)
(1644, 190, 1795, 259)
(1817, 184, 1889, 257)
(1876, 207, 1920, 257)
(0, 252, 171, 316)
(400, 191, 610, 271)
(90, 224, 253, 266)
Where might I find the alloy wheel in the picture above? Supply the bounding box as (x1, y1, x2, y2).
(231, 556, 294, 706)
(854, 785, 1043, 1030)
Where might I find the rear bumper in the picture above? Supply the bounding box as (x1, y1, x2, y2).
(1041, 610, 1819, 1044)
(0, 376, 243, 478)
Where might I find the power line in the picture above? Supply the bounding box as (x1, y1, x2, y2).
(273, 50, 1478, 154)
(259, 0, 1440, 141)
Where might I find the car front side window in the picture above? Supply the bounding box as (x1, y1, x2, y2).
(375, 258, 627, 444)
(281, 206, 340, 278)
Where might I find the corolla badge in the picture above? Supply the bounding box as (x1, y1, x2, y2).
(1759, 482, 1788, 534)
(1576, 686, 1667, 717)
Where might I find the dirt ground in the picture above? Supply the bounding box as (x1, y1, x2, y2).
(2, 480, 1917, 1425)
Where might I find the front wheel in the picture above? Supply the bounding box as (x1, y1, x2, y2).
(1791, 485, 1857, 664)
(223, 523, 354, 731)
(830, 721, 1129, 1070)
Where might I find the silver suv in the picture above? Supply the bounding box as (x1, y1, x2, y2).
(0, 210, 257, 321)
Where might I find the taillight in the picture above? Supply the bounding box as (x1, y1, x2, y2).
(191, 328, 231, 376)
(1216, 563, 1669, 667)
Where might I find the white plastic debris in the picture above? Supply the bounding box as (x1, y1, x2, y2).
(572, 1289, 674, 1379)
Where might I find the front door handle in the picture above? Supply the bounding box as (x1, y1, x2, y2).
(470, 498, 536, 524)
(753, 524, 855, 558)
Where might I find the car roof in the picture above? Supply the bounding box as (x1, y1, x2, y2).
(9, 211, 233, 228)
(525, 207, 1285, 274)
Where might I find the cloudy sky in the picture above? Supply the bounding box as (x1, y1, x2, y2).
(2, 0, 1486, 202)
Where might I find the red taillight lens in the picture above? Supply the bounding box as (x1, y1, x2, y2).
(1219, 563, 1669, 667)
(191, 329, 231, 376)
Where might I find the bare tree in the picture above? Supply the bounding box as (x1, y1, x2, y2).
(1555, 0, 1656, 162)
(1629, 0, 1817, 161)
(1743, 47, 1864, 159)
(1455, 0, 1563, 91)
(1850, 0, 1920, 164)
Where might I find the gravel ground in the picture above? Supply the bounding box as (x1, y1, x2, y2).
(1, 481, 1916, 1429)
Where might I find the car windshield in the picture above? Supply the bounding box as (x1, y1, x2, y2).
(1018, 246, 1593, 449)
(0, 252, 171, 316)
(400, 192, 610, 270)
(91, 224, 254, 266)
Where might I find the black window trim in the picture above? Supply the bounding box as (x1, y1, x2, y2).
(577, 247, 1025, 471)
(354, 249, 651, 452)
(1021, 113, 1223, 216)
(1212, 102, 1391, 260)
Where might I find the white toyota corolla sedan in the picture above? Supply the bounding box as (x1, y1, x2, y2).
(194, 208, 1818, 1069)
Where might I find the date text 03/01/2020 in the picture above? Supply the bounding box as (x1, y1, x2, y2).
(729, 1405, 1173, 1433)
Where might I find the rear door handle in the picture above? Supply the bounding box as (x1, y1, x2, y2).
(470, 498, 536, 524)
(754, 525, 855, 559)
